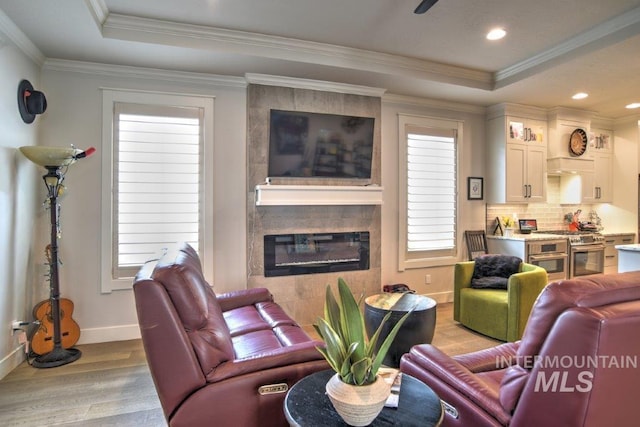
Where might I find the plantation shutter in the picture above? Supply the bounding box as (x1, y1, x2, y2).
(113, 103, 203, 278)
(406, 127, 457, 253)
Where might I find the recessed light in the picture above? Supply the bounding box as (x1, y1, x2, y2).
(625, 102, 640, 109)
(487, 28, 506, 41)
(572, 92, 588, 100)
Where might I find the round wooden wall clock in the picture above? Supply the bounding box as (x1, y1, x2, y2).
(569, 128, 588, 156)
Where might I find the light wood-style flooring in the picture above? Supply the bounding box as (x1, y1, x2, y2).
(0, 302, 499, 426)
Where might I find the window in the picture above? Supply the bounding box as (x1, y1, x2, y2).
(398, 115, 461, 270)
(101, 90, 214, 292)
(114, 104, 202, 278)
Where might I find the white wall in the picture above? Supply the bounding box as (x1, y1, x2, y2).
(381, 96, 487, 302)
(37, 62, 247, 344)
(0, 31, 41, 378)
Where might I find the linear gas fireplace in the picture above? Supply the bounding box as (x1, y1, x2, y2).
(264, 231, 370, 277)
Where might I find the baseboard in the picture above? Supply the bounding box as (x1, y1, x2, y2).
(422, 290, 454, 304)
(77, 324, 141, 345)
(0, 345, 27, 380)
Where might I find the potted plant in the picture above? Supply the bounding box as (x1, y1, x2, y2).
(314, 278, 413, 426)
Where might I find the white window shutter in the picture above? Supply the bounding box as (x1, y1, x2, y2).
(113, 104, 203, 278)
(406, 132, 457, 252)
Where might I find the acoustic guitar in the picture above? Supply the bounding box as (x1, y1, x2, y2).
(30, 245, 81, 356)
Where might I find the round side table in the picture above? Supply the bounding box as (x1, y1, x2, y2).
(364, 293, 437, 368)
(284, 369, 443, 426)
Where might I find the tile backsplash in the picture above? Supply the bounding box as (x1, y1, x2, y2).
(486, 176, 601, 234)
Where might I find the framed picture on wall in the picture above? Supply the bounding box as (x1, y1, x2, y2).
(467, 177, 483, 200)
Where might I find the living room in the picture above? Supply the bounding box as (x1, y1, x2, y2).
(1, 1, 640, 424)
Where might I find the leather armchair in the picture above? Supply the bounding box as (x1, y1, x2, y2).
(454, 258, 548, 341)
(133, 243, 328, 427)
(401, 271, 640, 427)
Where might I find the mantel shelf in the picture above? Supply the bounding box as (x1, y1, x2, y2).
(255, 184, 383, 206)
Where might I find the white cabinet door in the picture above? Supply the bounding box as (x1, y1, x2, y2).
(506, 143, 527, 202)
(526, 144, 547, 202)
(594, 151, 612, 203)
(505, 142, 546, 203)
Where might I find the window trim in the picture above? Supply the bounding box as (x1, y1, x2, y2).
(397, 114, 462, 271)
(100, 89, 214, 292)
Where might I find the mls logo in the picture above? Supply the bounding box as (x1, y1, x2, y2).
(534, 371, 593, 393)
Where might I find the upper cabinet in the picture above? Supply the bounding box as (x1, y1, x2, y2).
(486, 104, 548, 203)
(584, 127, 614, 203)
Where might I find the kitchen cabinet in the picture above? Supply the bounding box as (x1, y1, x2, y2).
(604, 233, 635, 274)
(582, 128, 613, 203)
(486, 104, 547, 203)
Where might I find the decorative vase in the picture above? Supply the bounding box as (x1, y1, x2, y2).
(325, 373, 391, 426)
(504, 227, 514, 237)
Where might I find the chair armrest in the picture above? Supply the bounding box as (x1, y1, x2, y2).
(453, 341, 520, 373)
(217, 288, 274, 312)
(506, 265, 548, 341)
(401, 344, 510, 425)
(454, 261, 475, 321)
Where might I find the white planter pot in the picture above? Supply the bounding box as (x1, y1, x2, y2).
(325, 373, 391, 426)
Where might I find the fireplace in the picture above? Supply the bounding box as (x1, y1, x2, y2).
(264, 232, 370, 277)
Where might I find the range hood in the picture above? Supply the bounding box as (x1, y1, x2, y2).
(547, 157, 594, 175)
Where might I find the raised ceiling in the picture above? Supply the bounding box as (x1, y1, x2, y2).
(2, 0, 640, 118)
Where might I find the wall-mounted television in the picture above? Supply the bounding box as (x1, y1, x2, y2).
(268, 109, 375, 179)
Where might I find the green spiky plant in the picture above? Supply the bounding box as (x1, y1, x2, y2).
(314, 278, 413, 386)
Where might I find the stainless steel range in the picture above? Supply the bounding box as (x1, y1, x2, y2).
(534, 230, 605, 278)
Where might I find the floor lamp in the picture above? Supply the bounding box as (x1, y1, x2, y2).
(19, 146, 95, 368)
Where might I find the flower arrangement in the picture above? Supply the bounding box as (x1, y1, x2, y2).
(502, 216, 515, 228)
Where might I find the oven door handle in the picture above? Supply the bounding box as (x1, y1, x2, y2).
(529, 253, 567, 261)
(572, 244, 606, 252)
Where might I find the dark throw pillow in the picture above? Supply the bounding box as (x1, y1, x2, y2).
(471, 254, 523, 290)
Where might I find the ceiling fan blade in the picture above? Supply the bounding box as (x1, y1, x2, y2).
(414, 0, 440, 14)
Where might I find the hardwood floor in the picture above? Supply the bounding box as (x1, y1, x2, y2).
(0, 302, 499, 426)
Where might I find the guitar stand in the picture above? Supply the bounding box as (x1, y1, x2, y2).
(32, 166, 82, 369)
(32, 346, 81, 369)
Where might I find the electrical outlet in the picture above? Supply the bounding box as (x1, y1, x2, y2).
(425, 274, 431, 284)
(11, 320, 29, 334)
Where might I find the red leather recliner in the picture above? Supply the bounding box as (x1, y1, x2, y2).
(133, 243, 328, 427)
(401, 271, 640, 427)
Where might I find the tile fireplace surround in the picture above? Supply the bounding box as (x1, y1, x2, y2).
(246, 83, 382, 326)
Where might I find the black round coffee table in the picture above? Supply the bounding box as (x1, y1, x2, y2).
(364, 293, 437, 368)
(284, 369, 443, 426)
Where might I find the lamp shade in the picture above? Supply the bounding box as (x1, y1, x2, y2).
(19, 146, 82, 168)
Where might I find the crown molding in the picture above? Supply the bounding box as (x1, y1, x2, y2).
(245, 73, 386, 97)
(99, 12, 493, 91)
(84, 0, 109, 28)
(613, 115, 640, 128)
(383, 93, 485, 115)
(43, 58, 247, 88)
(0, 8, 45, 66)
(495, 5, 640, 88)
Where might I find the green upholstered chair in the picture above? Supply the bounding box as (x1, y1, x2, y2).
(453, 260, 548, 342)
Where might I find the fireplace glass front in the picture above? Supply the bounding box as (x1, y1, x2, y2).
(264, 231, 369, 277)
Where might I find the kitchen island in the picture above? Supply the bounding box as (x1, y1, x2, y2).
(615, 244, 640, 273)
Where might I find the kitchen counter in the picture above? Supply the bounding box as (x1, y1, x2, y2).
(488, 233, 568, 241)
(602, 232, 637, 237)
(615, 244, 640, 273)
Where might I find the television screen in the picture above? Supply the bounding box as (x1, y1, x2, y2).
(268, 109, 374, 179)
